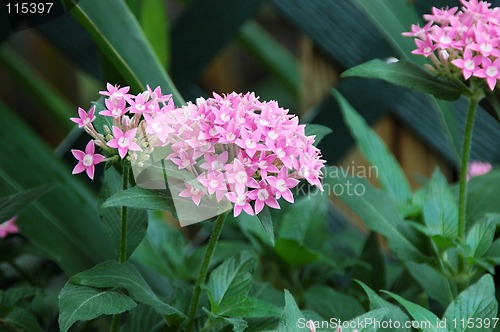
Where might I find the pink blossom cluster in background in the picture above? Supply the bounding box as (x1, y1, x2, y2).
(404, 0, 500, 90)
(0, 216, 18, 239)
(71, 84, 325, 216)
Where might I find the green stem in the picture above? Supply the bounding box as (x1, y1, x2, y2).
(458, 97, 479, 273)
(186, 212, 228, 332)
(119, 164, 129, 263)
(110, 315, 120, 332)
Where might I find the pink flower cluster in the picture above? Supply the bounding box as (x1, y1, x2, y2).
(70, 84, 325, 217)
(404, 0, 500, 90)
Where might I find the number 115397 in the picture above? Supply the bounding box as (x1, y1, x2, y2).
(6, 2, 53, 14)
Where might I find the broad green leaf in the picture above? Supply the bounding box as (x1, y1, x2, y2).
(120, 304, 165, 332)
(236, 212, 275, 251)
(203, 308, 248, 332)
(304, 124, 333, 147)
(238, 20, 299, 94)
(423, 169, 459, 239)
(2, 306, 43, 332)
(406, 262, 455, 309)
(466, 170, 500, 225)
(207, 251, 257, 312)
(170, 0, 263, 95)
(99, 168, 148, 260)
(103, 186, 177, 216)
(352, 232, 386, 291)
(70, 260, 184, 320)
(325, 174, 426, 262)
(58, 283, 136, 332)
(443, 274, 498, 332)
(305, 286, 363, 321)
(351, 0, 421, 63)
(332, 89, 412, 205)
(356, 280, 411, 332)
(341, 59, 466, 101)
(0, 46, 75, 131)
(1, 286, 39, 307)
(216, 297, 282, 318)
(278, 193, 328, 250)
(140, 0, 168, 69)
(0, 184, 56, 222)
(342, 308, 390, 332)
(274, 238, 319, 267)
(256, 206, 275, 246)
(463, 214, 499, 258)
(132, 211, 190, 280)
(0, 103, 114, 275)
(276, 289, 306, 332)
(384, 291, 447, 332)
(485, 239, 500, 265)
(63, 0, 184, 104)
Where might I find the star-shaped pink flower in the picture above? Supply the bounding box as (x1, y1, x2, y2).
(106, 126, 142, 158)
(71, 140, 106, 180)
(70, 106, 96, 128)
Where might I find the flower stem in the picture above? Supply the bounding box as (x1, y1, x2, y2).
(119, 163, 129, 263)
(186, 212, 228, 332)
(458, 97, 478, 272)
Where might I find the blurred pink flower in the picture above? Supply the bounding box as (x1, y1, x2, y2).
(467, 161, 493, 180)
(0, 216, 19, 238)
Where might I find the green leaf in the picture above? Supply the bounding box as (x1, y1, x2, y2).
(384, 291, 447, 332)
(304, 124, 333, 147)
(103, 186, 177, 216)
(305, 286, 363, 321)
(351, 0, 422, 63)
(352, 232, 386, 291)
(423, 168, 459, 239)
(207, 251, 257, 312)
(274, 238, 319, 267)
(332, 89, 412, 205)
(341, 59, 465, 101)
(140, 0, 168, 69)
(0, 184, 56, 222)
(325, 174, 426, 262)
(466, 170, 500, 225)
(0, 46, 75, 131)
(70, 260, 184, 320)
(238, 20, 299, 94)
(64, 0, 184, 104)
(343, 308, 390, 332)
(0, 103, 114, 275)
(406, 262, 455, 309)
(277, 290, 306, 332)
(120, 304, 165, 332)
(99, 168, 148, 260)
(216, 297, 282, 318)
(278, 193, 328, 250)
(170, 0, 263, 95)
(203, 308, 248, 332)
(356, 280, 411, 332)
(463, 214, 499, 259)
(2, 306, 43, 332)
(256, 206, 275, 247)
(58, 283, 136, 332)
(443, 274, 498, 332)
(132, 211, 190, 280)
